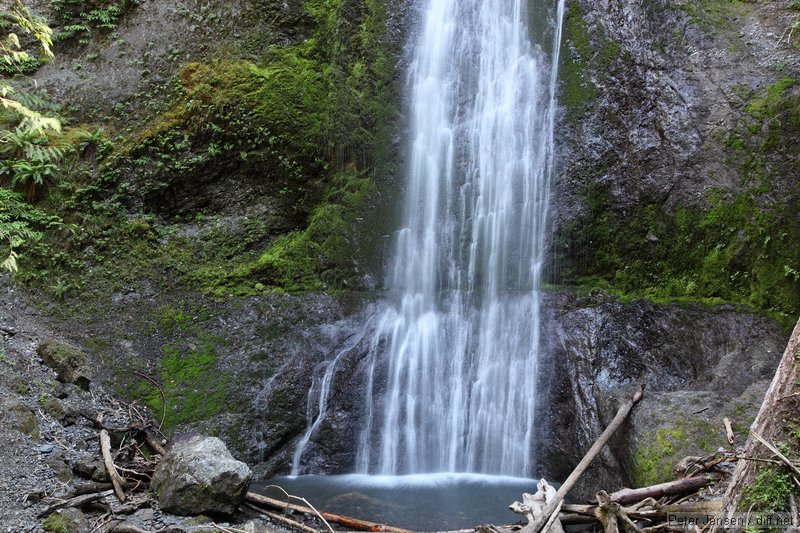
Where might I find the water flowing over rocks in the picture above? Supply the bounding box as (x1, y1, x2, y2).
(0, 0, 797, 527)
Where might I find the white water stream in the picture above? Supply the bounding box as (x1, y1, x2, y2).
(292, 0, 564, 477)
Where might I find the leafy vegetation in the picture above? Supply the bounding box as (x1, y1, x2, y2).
(0, 1, 64, 272)
(50, 0, 136, 44)
(744, 466, 794, 512)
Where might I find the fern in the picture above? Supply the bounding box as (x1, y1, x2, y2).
(0, 187, 49, 272)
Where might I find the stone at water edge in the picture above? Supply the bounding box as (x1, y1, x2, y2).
(37, 339, 92, 390)
(150, 435, 253, 516)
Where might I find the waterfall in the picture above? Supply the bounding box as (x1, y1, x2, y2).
(289, 0, 564, 477)
(354, 0, 565, 477)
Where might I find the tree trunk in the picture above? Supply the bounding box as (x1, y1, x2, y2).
(712, 319, 800, 532)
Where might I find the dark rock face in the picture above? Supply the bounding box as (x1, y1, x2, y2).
(150, 435, 252, 516)
(555, 0, 800, 221)
(37, 339, 91, 390)
(539, 292, 785, 498)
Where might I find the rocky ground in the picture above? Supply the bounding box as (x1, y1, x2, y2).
(0, 276, 299, 532)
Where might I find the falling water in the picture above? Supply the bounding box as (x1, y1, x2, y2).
(354, 0, 565, 476)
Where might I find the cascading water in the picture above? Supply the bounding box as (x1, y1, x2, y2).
(355, 0, 564, 476)
(290, 0, 564, 477)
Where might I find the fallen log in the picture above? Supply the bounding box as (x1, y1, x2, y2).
(142, 429, 167, 456)
(713, 319, 800, 532)
(524, 384, 645, 533)
(73, 481, 133, 496)
(244, 502, 321, 533)
(595, 490, 643, 533)
(600, 474, 720, 505)
(100, 428, 126, 502)
(321, 512, 414, 533)
(244, 491, 414, 533)
(562, 499, 721, 521)
(109, 525, 184, 533)
(245, 491, 314, 514)
(509, 480, 564, 533)
(37, 490, 114, 518)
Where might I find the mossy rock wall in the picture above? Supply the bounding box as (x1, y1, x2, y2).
(554, 0, 800, 328)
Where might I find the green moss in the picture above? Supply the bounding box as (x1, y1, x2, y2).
(556, 185, 800, 328)
(745, 78, 800, 150)
(671, 0, 748, 33)
(561, 1, 597, 122)
(144, 338, 231, 430)
(557, 76, 800, 329)
(204, 170, 375, 295)
(632, 426, 684, 487)
(42, 512, 77, 533)
(631, 418, 719, 487)
(560, 1, 624, 122)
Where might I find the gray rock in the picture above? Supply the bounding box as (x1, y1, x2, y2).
(45, 456, 74, 484)
(150, 435, 252, 516)
(43, 398, 66, 422)
(1, 399, 40, 442)
(37, 339, 91, 390)
(72, 457, 108, 482)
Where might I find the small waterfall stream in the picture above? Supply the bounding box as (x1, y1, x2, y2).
(291, 0, 564, 477)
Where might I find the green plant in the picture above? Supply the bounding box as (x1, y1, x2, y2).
(1, 1, 59, 133)
(744, 466, 794, 512)
(50, 0, 136, 42)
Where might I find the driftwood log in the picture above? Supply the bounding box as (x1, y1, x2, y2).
(100, 428, 127, 502)
(594, 490, 643, 533)
(245, 491, 414, 533)
(508, 480, 565, 533)
(599, 474, 720, 505)
(522, 384, 645, 533)
(712, 319, 800, 532)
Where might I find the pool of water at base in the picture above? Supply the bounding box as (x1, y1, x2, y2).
(251, 473, 546, 531)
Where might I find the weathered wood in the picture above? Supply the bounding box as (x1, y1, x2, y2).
(751, 431, 800, 477)
(245, 491, 414, 533)
(525, 385, 645, 533)
(109, 525, 184, 533)
(244, 502, 321, 533)
(321, 512, 414, 533)
(142, 429, 167, 456)
(602, 474, 719, 505)
(245, 491, 314, 514)
(509, 479, 564, 533)
(562, 500, 721, 520)
(723, 418, 734, 445)
(100, 429, 126, 502)
(37, 490, 114, 518)
(712, 319, 800, 533)
(595, 491, 621, 533)
(73, 481, 136, 496)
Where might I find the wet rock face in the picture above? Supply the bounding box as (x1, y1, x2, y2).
(539, 292, 785, 498)
(151, 435, 253, 517)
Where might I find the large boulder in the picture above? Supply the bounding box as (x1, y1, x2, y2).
(150, 435, 252, 516)
(37, 339, 91, 390)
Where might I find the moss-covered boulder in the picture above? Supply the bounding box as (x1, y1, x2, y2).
(37, 339, 91, 390)
(42, 508, 87, 533)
